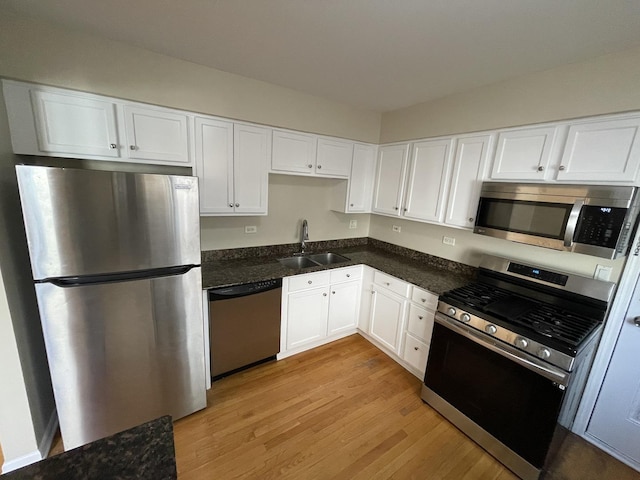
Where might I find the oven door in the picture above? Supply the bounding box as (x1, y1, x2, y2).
(422, 314, 568, 479)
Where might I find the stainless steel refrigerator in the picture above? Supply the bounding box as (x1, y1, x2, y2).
(16, 165, 206, 450)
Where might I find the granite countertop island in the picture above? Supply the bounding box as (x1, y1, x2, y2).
(202, 238, 476, 295)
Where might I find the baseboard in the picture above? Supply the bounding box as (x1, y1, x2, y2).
(1, 410, 58, 474)
(2, 450, 42, 474)
(38, 410, 58, 458)
(582, 432, 640, 474)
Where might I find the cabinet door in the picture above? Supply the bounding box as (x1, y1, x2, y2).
(123, 105, 190, 164)
(327, 280, 360, 336)
(557, 117, 640, 182)
(445, 134, 493, 228)
(316, 138, 353, 177)
(490, 126, 558, 180)
(346, 144, 376, 212)
(285, 287, 329, 350)
(404, 139, 453, 223)
(234, 124, 270, 214)
(372, 144, 409, 216)
(369, 288, 406, 354)
(31, 90, 119, 158)
(271, 130, 317, 174)
(195, 118, 234, 214)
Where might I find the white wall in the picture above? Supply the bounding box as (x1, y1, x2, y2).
(201, 175, 370, 250)
(380, 46, 640, 143)
(0, 9, 381, 144)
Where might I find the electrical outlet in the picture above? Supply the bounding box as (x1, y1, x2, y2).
(244, 225, 257, 234)
(594, 265, 612, 281)
(349, 220, 357, 229)
(442, 236, 456, 246)
(392, 225, 401, 233)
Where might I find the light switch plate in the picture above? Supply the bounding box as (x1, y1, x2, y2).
(244, 225, 257, 234)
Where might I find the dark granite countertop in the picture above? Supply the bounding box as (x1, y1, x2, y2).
(202, 238, 476, 295)
(2, 416, 176, 480)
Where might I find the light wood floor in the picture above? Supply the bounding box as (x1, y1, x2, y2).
(11, 333, 640, 479)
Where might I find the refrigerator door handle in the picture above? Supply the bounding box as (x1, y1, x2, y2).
(44, 264, 199, 287)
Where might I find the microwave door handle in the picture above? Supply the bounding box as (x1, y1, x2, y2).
(564, 199, 585, 247)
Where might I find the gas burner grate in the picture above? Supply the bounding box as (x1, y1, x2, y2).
(445, 282, 510, 308)
(512, 305, 599, 346)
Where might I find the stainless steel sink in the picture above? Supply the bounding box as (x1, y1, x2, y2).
(277, 252, 350, 269)
(306, 252, 350, 265)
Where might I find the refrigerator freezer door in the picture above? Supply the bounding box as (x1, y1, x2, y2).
(35, 267, 206, 450)
(16, 165, 200, 280)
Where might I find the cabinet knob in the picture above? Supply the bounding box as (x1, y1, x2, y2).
(332, 291, 335, 294)
(308, 164, 313, 168)
(418, 316, 424, 320)
(109, 143, 117, 149)
(421, 298, 426, 303)
(228, 203, 233, 208)
(414, 346, 419, 351)
(323, 293, 327, 297)
(346, 274, 351, 278)
(394, 206, 399, 210)
(308, 280, 313, 284)
(537, 165, 544, 172)
(350, 203, 354, 207)
(468, 217, 474, 222)
(317, 165, 322, 169)
(235, 203, 240, 207)
(633, 316, 640, 327)
(403, 207, 407, 212)
(385, 282, 390, 286)
(130, 145, 137, 151)
(559, 165, 566, 171)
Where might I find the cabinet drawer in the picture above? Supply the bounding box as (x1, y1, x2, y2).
(410, 286, 438, 310)
(403, 333, 429, 373)
(287, 271, 330, 292)
(373, 271, 410, 297)
(406, 304, 435, 344)
(330, 265, 362, 283)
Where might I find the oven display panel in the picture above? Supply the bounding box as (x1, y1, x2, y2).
(507, 263, 568, 286)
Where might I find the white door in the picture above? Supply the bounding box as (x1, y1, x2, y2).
(490, 126, 558, 180)
(369, 288, 406, 354)
(123, 105, 190, 164)
(233, 124, 270, 214)
(316, 138, 353, 177)
(194, 118, 234, 214)
(372, 144, 409, 216)
(445, 134, 492, 228)
(557, 117, 640, 182)
(586, 275, 640, 471)
(31, 90, 120, 158)
(285, 287, 329, 350)
(327, 280, 360, 335)
(403, 139, 453, 223)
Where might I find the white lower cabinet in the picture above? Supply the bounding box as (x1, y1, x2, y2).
(280, 266, 362, 358)
(362, 271, 437, 378)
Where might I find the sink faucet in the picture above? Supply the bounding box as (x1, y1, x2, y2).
(300, 219, 309, 254)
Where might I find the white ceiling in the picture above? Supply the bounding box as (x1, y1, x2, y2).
(4, 0, 640, 112)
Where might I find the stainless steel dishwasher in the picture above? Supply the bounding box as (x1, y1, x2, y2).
(208, 278, 282, 380)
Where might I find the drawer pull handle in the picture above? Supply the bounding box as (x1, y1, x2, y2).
(385, 282, 390, 286)
(308, 280, 312, 284)
(421, 298, 426, 302)
(109, 143, 117, 149)
(323, 293, 327, 297)
(418, 316, 424, 320)
(346, 274, 351, 278)
(332, 291, 335, 294)
(414, 346, 419, 351)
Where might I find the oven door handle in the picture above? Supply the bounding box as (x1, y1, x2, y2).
(564, 199, 585, 247)
(434, 313, 570, 386)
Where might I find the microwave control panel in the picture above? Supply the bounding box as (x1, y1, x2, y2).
(574, 206, 628, 248)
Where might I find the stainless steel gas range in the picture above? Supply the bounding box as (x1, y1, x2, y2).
(421, 255, 615, 480)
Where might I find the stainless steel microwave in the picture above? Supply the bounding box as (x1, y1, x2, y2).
(474, 182, 640, 259)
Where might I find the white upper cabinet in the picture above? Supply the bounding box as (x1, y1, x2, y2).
(346, 144, 376, 212)
(271, 129, 317, 174)
(271, 130, 352, 178)
(315, 137, 353, 177)
(490, 126, 559, 181)
(30, 90, 120, 158)
(372, 144, 410, 216)
(445, 134, 493, 229)
(557, 117, 640, 182)
(123, 105, 190, 164)
(195, 117, 270, 216)
(404, 138, 453, 223)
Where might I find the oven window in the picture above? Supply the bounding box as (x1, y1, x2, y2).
(424, 322, 565, 468)
(476, 198, 572, 239)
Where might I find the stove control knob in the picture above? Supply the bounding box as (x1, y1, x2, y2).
(538, 348, 551, 359)
(485, 324, 497, 335)
(447, 307, 457, 316)
(460, 313, 471, 323)
(515, 337, 529, 349)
